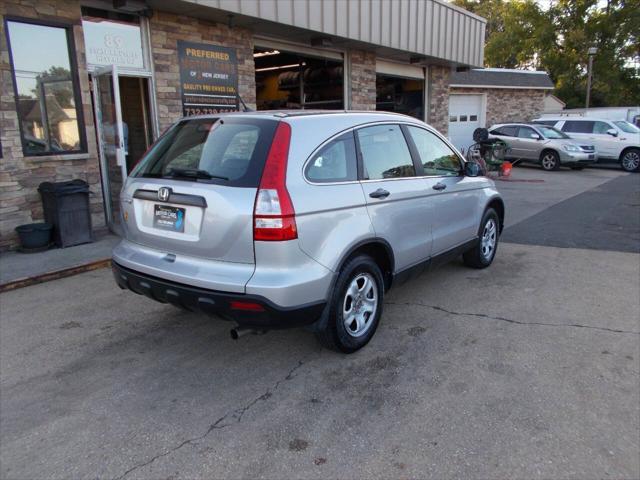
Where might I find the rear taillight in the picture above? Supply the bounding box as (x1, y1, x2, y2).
(253, 122, 298, 241)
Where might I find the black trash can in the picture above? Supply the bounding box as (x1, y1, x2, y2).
(38, 179, 93, 248)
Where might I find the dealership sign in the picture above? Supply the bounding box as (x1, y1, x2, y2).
(177, 40, 239, 116)
(82, 19, 144, 69)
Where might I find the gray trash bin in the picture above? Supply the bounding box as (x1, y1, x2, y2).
(38, 179, 93, 248)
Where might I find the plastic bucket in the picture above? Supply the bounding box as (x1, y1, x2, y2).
(15, 223, 52, 250)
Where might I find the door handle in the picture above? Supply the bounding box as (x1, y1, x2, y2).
(369, 188, 390, 199)
(433, 182, 447, 191)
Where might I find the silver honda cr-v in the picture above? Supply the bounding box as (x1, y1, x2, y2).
(112, 111, 505, 352)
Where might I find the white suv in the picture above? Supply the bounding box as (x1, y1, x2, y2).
(533, 117, 640, 172)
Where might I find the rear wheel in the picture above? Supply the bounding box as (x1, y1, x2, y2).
(463, 209, 500, 269)
(540, 150, 560, 171)
(316, 255, 384, 353)
(620, 148, 640, 172)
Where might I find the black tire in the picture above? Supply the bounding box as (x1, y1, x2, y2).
(315, 255, 384, 353)
(463, 208, 500, 269)
(540, 150, 560, 171)
(620, 148, 640, 172)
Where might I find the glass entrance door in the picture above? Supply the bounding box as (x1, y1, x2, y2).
(93, 65, 126, 231)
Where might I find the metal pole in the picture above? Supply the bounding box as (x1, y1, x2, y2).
(586, 54, 594, 109)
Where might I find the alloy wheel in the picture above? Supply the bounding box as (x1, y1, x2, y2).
(343, 273, 378, 338)
(542, 154, 557, 170)
(621, 151, 640, 172)
(481, 218, 497, 261)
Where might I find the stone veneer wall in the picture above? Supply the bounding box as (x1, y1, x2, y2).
(451, 87, 547, 126)
(349, 50, 376, 110)
(0, 5, 257, 250)
(0, 0, 103, 251)
(149, 11, 256, 132)
(428, 65, 451, 136)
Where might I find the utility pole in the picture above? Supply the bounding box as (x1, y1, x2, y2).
(586, 47, 597, 109)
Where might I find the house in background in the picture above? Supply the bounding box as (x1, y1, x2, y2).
(447, 68, 555, 151)
(543, 94, 566, 113)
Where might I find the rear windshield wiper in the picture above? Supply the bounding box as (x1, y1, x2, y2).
(165, 168, 229, 181)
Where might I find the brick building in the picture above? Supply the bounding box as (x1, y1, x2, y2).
(447, 68, 555, 151)
(0, 0, 486, 249)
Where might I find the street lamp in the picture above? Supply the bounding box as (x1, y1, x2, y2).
(586, 46, 598, 109)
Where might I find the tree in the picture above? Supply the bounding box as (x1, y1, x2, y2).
(31, 66, 74, 108)
(453, 0, 640, 108)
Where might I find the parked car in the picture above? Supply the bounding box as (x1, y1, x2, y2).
(488, 123, 597, 171)
(532, 117, 640, 172)
(112, 111, 504, 352)
(537, 106, 640, 125)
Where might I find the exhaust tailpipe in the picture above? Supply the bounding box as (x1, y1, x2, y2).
(230, 327, 266, 340)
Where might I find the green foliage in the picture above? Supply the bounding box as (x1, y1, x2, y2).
(453, 0, 640, 108)
(31, 66, 74, 108)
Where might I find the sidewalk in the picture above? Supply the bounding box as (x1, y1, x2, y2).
(0, 233, 119, 291)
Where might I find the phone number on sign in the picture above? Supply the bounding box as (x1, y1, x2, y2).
(183, 107, 238, 116)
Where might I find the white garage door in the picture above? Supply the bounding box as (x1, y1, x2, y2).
(448, 94, 484, 153)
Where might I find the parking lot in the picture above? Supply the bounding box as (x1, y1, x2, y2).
(1, 166, 639, 479)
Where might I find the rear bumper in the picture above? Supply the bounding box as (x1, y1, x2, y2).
(112, 261, 325, 329)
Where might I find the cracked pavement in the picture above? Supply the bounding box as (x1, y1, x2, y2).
(1, 167, 639, 479)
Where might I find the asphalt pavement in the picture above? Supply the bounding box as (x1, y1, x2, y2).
(503, 172, 640, 252)
(1, 166, 638, 479)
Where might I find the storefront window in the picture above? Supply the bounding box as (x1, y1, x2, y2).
(255, 48, 343, 110)
(6, 20, 85, 155)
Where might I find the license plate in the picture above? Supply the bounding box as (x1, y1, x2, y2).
(588, 154, 595, 159)
(153, 205, 185, 232)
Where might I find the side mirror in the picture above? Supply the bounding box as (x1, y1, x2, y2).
(465, 161, 482, 177)
(530, 133, 541, 140)
(606, 128, 618, 137)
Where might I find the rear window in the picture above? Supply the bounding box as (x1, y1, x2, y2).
(533, 120, 557, 127)
(132, 117, 279, 187)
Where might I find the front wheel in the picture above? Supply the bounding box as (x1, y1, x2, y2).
(315, 255, 384, 353)
(540, 151, 560, 171)
(463, 209, 500, 269)
(620, 149, 640, 172)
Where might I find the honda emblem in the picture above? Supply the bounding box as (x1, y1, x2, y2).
(157, 187, 171, 202)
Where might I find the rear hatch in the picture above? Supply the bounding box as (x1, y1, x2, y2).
(122, 116, 279, 263)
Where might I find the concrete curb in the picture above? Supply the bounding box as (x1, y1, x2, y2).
(0, 259, 112, 293)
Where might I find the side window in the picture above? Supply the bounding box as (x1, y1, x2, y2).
(306, 132, 357, 183)
(356, 124, 416, 180)
(592, 121, 610, 134)
(517, 126, 536, 138)
(406, 126, 462, 177)
(504, 126, 518, 136)
(562, 120, 594, 133)
(493, 126, 517, 137)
